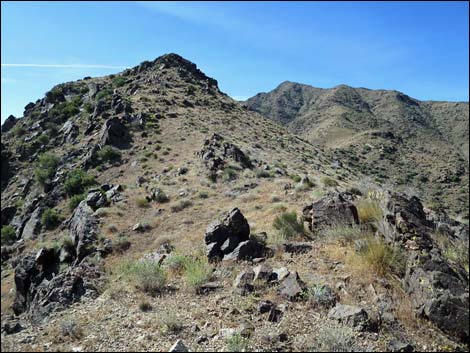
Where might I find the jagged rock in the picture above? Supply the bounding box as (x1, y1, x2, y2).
(223, 239, 267, 261)
(1, 205, 17, 226)
(68, 201, 99, 261)
(198, 134, 252, 180)
(83, 144, 101, 169)
(282, 241, 313, 254)
(21, 206, 43, 240)
(258, 300, 275, 314)
(272, 267, 290, 282)
(1, 321, 24, 335)
(253, 264, 273, 282)
(268, 304, 286, 323)
(169, 339, 189, 352)
(104, 184, 123, 202)
(204, 208, 250, 262)
(328, 304, 370, 331)
(233, 270, 255, 295)
(99, 117, 130, 148)
(309, 284, 337, 308)
(303, 192, 359, 232)
(387, 339, 414, 352)
(60, 120, 79, 144)
(278, 272, 306, 301)
(1, 115, 17, 133)
(132, 223, 151, 233)
(86, 190, 109, 211)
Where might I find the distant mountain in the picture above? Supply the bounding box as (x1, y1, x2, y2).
(245, 81, 469, 216)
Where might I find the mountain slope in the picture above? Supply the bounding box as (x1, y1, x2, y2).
(245, 81, 469, 217)
(1, 54, 468, 352)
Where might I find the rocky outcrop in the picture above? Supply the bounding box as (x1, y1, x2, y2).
(328, 304, 370, 331)
(303, 192, 359, 232)
(68, 201, 99, 261)
(378, 192, 469, 342)
(1, 115, 17, 133)
(204, 208, 270, 262)
(99, 117, 131, 148)
(198, 134, 252, 180)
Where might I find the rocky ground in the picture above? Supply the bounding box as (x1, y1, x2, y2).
(1, 54, 469, 352)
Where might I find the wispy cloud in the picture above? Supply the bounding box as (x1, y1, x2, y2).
(1, 63, 127, 69)
(1, 77, 18, 83)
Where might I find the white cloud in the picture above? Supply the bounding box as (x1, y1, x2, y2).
(1, 63, 127, 69)
(231, 95, 249, 101)
(1, 77, 18, 83)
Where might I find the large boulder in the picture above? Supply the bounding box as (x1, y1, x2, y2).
(99, 117, 130, 148)
(328, 304, 370, 331)
(1, 115, 17, 133)
(68, 201, 99, 261)
(303, 192, 359, 232)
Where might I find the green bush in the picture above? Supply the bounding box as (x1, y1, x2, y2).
(37, 134, 49, 145)
(183, 257, 213, 290)
(64, 170, 96, 196)
(121, 260, 167, 295)
(1, 225, 16, 245)
(222, 167, 238, 181)
(35, 153, 59, 186)
(170, 199, 193, 213)
(225, 334, 251, 352)
(272, 211, 305, 240)
(256, 169, 272, 178)
(319, 225, 370, 245)
(291, 174, 302, 183)
(41, 208, 63, 230)
(136, 198, 150, 208)
(320, 177, 339, 187)
(68, 193, 86, 211)
(112, 76, 127, 87)
(95, 88, 113, 101)
(48, 99, 80, 123)
(97, 145, 122, 164)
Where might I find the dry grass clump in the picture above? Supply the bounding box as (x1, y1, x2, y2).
(356, 199, 382, 223)
(120, 260, 167, 296)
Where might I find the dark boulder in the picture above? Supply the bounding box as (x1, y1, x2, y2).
(303, 192, 359, 232)
(1, 205, 17, 226)
(99, 117, 130, 148)
(1, 115, 17, 133)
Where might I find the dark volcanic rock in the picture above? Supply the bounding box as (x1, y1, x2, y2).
(99, 117, 130, 148)
(68, 201, 99, 261)
(328, 304, 370, 331)
(1, 115, 17, 133)
(278, 271, 306, 301)
(303, 192, 359, 232)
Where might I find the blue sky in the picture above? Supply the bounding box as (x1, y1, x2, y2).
(1, 1, 469, 122)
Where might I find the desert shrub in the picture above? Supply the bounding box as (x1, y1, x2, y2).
(222, 167, 238, 181)
(112, 76, 127, 87)
(68, 193, 86, 211)
(121, 260, 167, 295)
(272, 211, 305, 240)
(359, 237, 406, 277)
(183, 257, 213, 290)
(1, 225, 16, 245)
(10, 124, 26, 137)
(41, 208, 63, 230)
(136, 197, 150, 208)
(95, 88, 113, 101)
(198, 191, 209, 199)
(97, 145, 122, 164)
(308, 325, 359, 352)
(159, 312, 183, 335)
(35, 153, 59, 186)
(320, 176, 339, 187)
(114, 237, 131, 254)
(60, 319, 83, 340)
(37, 134, 49, 145)
(48, 99, 80, 123)
(347, 187, 363, 196)
(225, 334, 251, 352)
(83, 102, 94, 113)
(64, 169, 96, 196)
(138, 301, 152, 312)
(255, 169, 272, 178)
(170, 199, 193, 213)
(291, 174, 302, 183)
(356, 199, 382, 224)
(433, 232, 469, 272)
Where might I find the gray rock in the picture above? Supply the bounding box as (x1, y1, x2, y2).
(68, 201, 99, 261)
(233, 270, 255, 295)
(21, 206, 43, 240)
(328, 304, 370, 331)
(387, 339, 414, 352)
(253, 264, 273, 282)
(169, 339, 189, 352)
(272, 267, 290, 282)
(223, 239, 266, 261)
(278, 272, 306, 301)
(86, 191, 108, 211)
(282, 241, 313, 254)
(303, 192, 359, 232)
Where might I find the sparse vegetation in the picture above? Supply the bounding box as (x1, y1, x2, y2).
(158, 312, 183, 335)
(358, 237, 406, 277)
(170, 199, 193, 212)
(272, 211, 305, 241)
(60, 319, 83, 340)
(64, 169, 96, 196)
(320, 176, 339, 187)
(68, 193, 86, 211)
(35, 153, 59, 186)
(319, 225, 370, 245)
(225, 334, 251, 352)
(308, 325, 358, 352)
(136, 197, 150, 208)
(97, 145, 122, 164)
(356, 199, 382, 223)
(41, 208, 63, 230)
(120, 260, 167, 296)
(1, 225, 16, 245)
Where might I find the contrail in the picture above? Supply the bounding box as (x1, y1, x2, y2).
(1, 63, 127, 69)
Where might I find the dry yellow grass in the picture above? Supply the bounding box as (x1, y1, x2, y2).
(356, 199, 383, 223)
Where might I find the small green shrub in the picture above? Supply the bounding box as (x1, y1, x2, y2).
(41, 208, 63, 230)
(320, 177, 339, 187)
(136, 198, 150, 208)
(37, 134, 49, 145)
(183, 257, 213, 290)
(68, 193, 86, 211)
(319, 225, 370, 245)
(308, 325, 357, 352)
(225, 334, 251, 352)
(255, 169, 272, 178)
(272, 211, 305, 240)
(360, 237, 406, 277)
(35, 153, 59, 186)
(97, 145, 122, 164)
(112, 76, 127, 87)
(291, 174, 302, 183)
(222, 167, 238, 181)
(198, 191, 209, 199)
(121, 260, 167, 295)
(1, 225, 16, 245)
(64, 170, 96, 196)
(158, 312, 183, 335)
(170, 199, 193, 213)
(95, 88, 113, 101)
